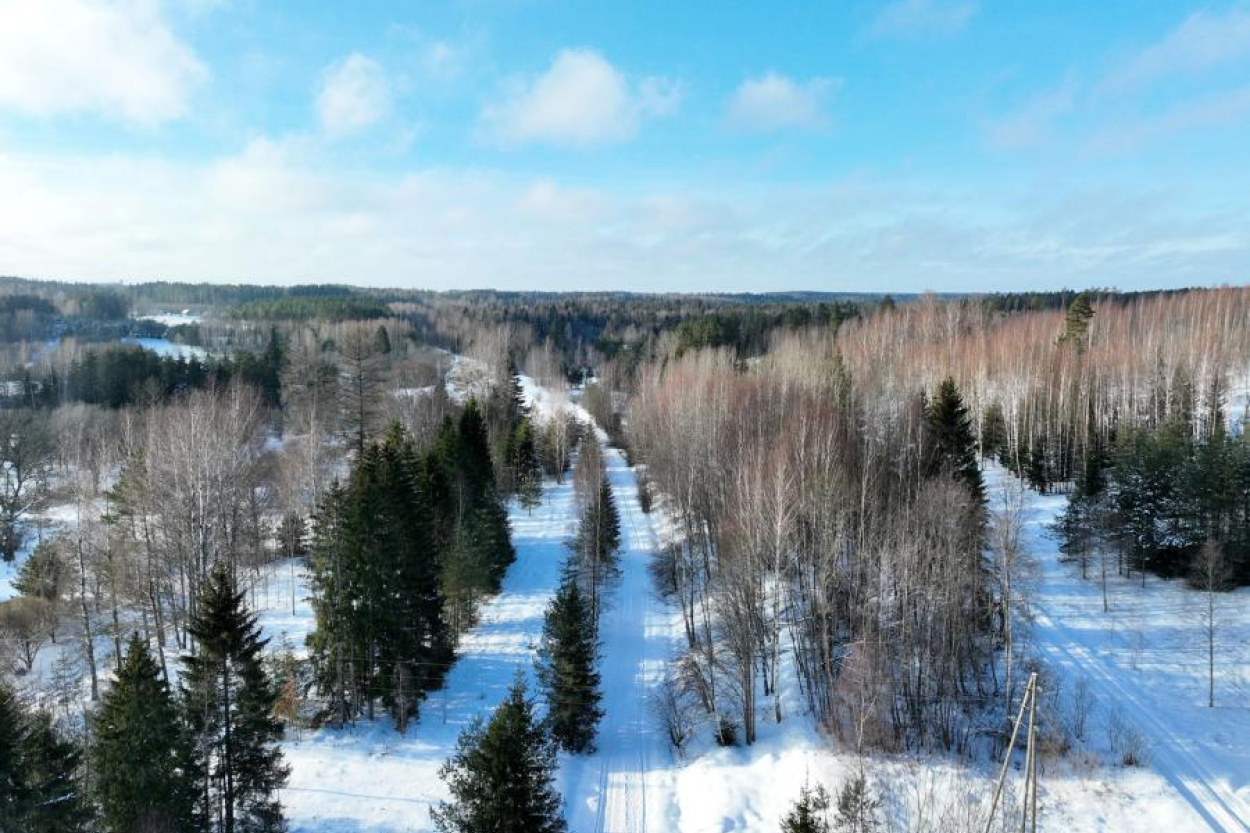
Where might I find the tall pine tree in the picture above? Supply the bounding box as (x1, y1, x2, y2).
(536, 573, 603, 753)
(432, 677, 566, 833)
(93, 635, 202, 833)
(183, 565, 288, 833)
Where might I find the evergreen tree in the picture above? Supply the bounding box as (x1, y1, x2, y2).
(513, 418, 543, 511)
(432, 678, 566, 833)
(307, 426, 453, 730)
(183, 565, 288, 833)
(536, 573, 603, 753)
(980, 401, 1007, 461)
(0, 684, 33, 831)
(781, 781, 830, 833)
(12, 540, 64, 601)
(924, 378, 985, 503)
(92, 635, 202, 833)
(832, 773, 880, 833)
(373, 325, 392, 356)
(22, 711, 89, 833)
(1059, 292, 1095, 351)
(571, 476, 622, 627)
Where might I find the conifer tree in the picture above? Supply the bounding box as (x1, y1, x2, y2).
(92, 635, 202, 833)
(183, 565, 288, 833)
(781, 781, 831, 833)
(536, 573, 603, 753)
(1059, 292, 1095, 350)
(832, 773, 880, 833)
(22, 710, 89, 833)
(571, 475, 621, 627)
(513, 418, 543, 511)
(0, 684, 33, 830)
(432, 677, 566, 833)
(924, 378, 985, 503)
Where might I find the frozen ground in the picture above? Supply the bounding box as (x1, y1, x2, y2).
(5, 373, 1244, 832)
(993, 465, 1250, 832)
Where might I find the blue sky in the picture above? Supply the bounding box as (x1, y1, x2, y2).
(0, 0, 1248, 292)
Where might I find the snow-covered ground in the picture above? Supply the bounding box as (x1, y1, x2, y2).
(998, 465, 1250, 833)
(121, 335, 208, 360)
(6, 370, 1245, 832)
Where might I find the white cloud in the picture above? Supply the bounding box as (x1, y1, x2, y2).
(726, 73, 837, 133)
(317, 53, 392, 137)
(480, 48, 678, 147)
(870, 0, 979, 39)
(0, 0, 207, 126)
(1100, 7, 1250, 95)
(0, 144, 1244, 293)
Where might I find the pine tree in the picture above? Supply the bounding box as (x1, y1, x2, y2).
(536, 573, 603, 753)
(22, 711, 89, 833)
(93, 634, 202, 833)
(1059, 292, 1095, 351)
(183, 565, 288, 833)
(432, 677, 566, 833)
(924, 378, 985, 503)
(12, 540, 63, 601)
(781, 781, 830, 833)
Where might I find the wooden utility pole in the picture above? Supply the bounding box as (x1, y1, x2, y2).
(985, 672, 1040, 833)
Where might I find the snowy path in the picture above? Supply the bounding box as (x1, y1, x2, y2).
(562, 447, 679, 833)
(1005, 470, 1250, 833)
(269, 376, 682, 832)
(276, 471, 576, 832)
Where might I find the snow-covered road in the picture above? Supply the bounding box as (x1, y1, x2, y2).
(561, 447, 679, 833)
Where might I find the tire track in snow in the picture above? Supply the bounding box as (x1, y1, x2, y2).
(566, 444, 676, 833)
(1033, 600, 1250, 833)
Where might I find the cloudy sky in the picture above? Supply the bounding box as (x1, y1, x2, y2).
(0, 0, 1247, 292)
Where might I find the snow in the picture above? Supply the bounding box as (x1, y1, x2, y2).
(7, 364, 1243, 832)
(137, 312, 201, 327)
(994, 465, 1250, 832)
(121, 336, 208, 360)
(277, 455, 578, 832)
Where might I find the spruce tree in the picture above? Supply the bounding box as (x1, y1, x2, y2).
(0, 684, 32, 831)
(513, 418, 543, 511)
(571, 476, 622, 627)
(93, 634, 202, 833)
(924, 378, 985, 503)
(781, 781, 831, 833)
(832, 773, 880, 833)
(536, 574, 603, 753)
(183, 564, 288, 833)
(432, 677, 566, 833)
(22, 711, 89, 833)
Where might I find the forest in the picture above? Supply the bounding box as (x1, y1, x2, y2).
(0, 277, 1245, 833)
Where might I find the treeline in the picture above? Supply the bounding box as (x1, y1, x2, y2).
(228, 294, 393, 322)
(630, 348, 992, 752)
(1056, 422, 1250, 583)
(307, 400, 522, 730)
(56, 335, 283, 407)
